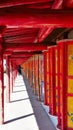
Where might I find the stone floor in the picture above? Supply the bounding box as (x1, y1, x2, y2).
(0, 74, 56, 130)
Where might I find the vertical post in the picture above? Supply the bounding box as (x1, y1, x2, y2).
(6, 56, 10, 103)
(26, 62, 28, 78)
(51, 48, 55, 115)
(11, 62, 14, 92)
(43, 51, 47, 105)
(10, 59, 13, 93)
(32, 56, 34, 89)
(37, 55, 40, 101)
(31, 58, 33, 87)
(0, 44, 4, 124)
(33, 56, 35, 94)
(57, 45, 61, 127)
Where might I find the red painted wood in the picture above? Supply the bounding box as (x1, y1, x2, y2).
(11, 63, 14, 92)
(0, 9, 73, 27)
(39, 0, 63, 42)
(52, 0, 63, 9)
(64, 0, 73, 8)
(0, 51, 4, 124)
(6, 56, 10, 103)
(0, 0, 53, 8)
(5, 44, 47, 52)
(43, 51, 47, 105)
(48, 47, 56, 115)
(57, 44, 61, 127)
(39, 26, 55, 42)
(51, 47, 56, 115)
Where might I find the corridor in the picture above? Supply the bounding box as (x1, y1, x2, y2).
(0, 74, 56, 130)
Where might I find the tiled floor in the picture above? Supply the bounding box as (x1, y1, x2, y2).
(0, 74, 56, 130)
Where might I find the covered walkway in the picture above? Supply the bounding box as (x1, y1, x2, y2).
(0, 1, 73, 130)
(0, 74, 56, 130)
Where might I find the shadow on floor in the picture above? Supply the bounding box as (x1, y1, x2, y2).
(4, 113, 34, 124)
(13, 90, 26, 93)
(10, 98, 29, 103)
(14, 85, 25, 87)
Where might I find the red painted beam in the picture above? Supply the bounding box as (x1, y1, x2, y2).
(0, 52, 4, 124)
(11, 58, 30, 65)
(39, 26, 55, 42)
(38, 0, 63, 42)
(4, 43, 47, 52)
(11, 57, 29, 60)
(63, 0, 73, 8)
(3, 51, 12, 55)
(7, 46, 47, 52)
(5, 37, 36, 43)
(0, 9, 73, 27)
(11, 55, 32, 58)
(12, 52, 34, 55)
(0, 0, 53, 8)
(52, 0, 63, 9)
(4, 28, 39, 37)
(11, 54, 33, 57)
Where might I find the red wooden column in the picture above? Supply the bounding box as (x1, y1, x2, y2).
(27, 62, 28, 78)
(48, 47, 56, 115)
(10, 60, 13, 93)
(54, 46, 59, 116)
(30, 58, 33, 87)
(57, 44, 62, 128)
(40, 55, 44, 101)
(33, 55, 37, 95)
(43, 51, 47, 105)
(37, 54, 40, 101)
(32, 56, 35, 90)
(0, 47, 4, 124)
(11, 62, 14, 93)
(31, 58, 33, 87)
(6, 56, 10, 103)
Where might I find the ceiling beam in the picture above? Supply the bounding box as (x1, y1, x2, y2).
(38, 0, 63, 42)
(0, 0, 53, 8)
(4, 43, 47, 52)
(63, 0, 73, 8)
(52, 0, 63, 9)
(11, 56, 32, 58)
(38, 26, 55, 42)
(12, 51, 42, 55)
(11, 54, 33, 57)
(0, 9, 73, 27)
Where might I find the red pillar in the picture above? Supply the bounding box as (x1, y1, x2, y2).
(37, 55, 40, 101)
(10, 60, 13, 93)
(33, 55, 37, 95)
(10, 62, 13, 93)
(43, 51, 47, 105)
(0, 49, 4, 124)
(6, 56, 10, 103)
(49, 47, 56, 115)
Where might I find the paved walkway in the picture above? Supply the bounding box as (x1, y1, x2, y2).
(0, 74, 56, 130)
